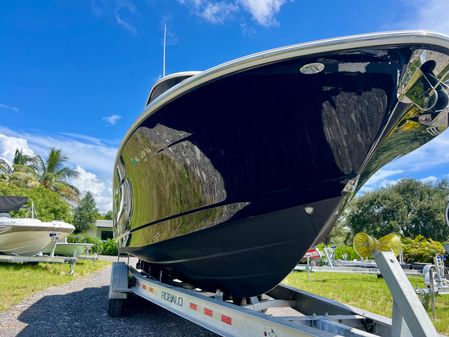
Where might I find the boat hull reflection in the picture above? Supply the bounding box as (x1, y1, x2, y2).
(114, 32, 449, 297)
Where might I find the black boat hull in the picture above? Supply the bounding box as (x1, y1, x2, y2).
(124, 197, 342, 297)
(114, 32, 449, 297)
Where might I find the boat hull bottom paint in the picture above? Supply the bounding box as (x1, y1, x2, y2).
(122, 197, 342, 297)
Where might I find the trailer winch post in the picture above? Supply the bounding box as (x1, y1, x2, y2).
(375, 251, 439, 337)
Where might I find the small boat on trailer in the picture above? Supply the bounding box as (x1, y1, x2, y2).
(113, 31, 449, 298)
(42, 238, 94, 257)
(0, 196, 75, 256)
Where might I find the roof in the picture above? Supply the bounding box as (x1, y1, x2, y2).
(95, 220, 113, 228)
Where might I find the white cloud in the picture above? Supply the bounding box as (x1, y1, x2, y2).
(178, 0, 238, 24)
(201, 2, 239, 23)
(0, 103, 19, 112)
(92, 0, 138, 35)
(114, 0, 137, 35)
(178, 0, 288, 26)
(102, 114, 122, 125)
(0, 128, 117, 174)
(419, 175, 439, 184)
(60, 132, 106, 146)
(0, 134, 35, 165)
(0, 127, 117, 212)
(395, 0, 449, 35)
(73, 166, 112, 212)
(360, 169, 404, 193)
(239, 0, 286, 26)
(115, 13, 137, 35)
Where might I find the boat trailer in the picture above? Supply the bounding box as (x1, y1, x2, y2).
(0, 254, 77, 274)
(108, 251, 444, 337)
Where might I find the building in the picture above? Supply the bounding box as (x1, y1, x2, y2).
(87, 220, 113, 241)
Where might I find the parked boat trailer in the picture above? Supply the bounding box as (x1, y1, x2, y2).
(0, 254, 77, 274)
(108, 251, 443, 337)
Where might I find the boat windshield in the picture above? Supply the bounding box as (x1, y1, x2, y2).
(146, 72, 198, 106)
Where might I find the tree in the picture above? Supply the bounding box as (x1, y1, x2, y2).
(0, 158, 13, 180)
(0, 181, 72, 222)
(328, 214, 353, 246)
(103, 210, 113, 220)
(94, 210, 111, 220)
(35, 148, 80, 201)
(73, 192, 98, 233)
(0, 149, 40, 187)
(12, 149, 36, 166)
(346, 178, 449, 241)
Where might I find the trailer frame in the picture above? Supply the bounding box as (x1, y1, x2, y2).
(108, 251, 444, 337)
(0, 254, 77, 274)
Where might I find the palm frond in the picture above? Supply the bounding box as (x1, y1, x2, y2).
(46, 148, 69, 174)
(0, 159, 13, 175)
(55, 167, 80, 181)
(13, 149, 35, 166)
(52, 181, 80, 202)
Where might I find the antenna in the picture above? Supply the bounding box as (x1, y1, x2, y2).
(162, 24, 167, 77)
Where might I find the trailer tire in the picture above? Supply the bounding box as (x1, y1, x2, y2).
(108, 298, 124, 317)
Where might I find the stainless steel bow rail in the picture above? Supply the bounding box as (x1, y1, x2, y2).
(108, 251, 445, 337)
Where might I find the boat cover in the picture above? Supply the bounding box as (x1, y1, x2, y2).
(0, 196, 28, 212)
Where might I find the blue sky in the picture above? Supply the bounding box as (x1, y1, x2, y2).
(1, 0, 449, 211)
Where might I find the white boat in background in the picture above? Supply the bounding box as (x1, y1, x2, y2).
(42, 237, 94, 257)
(0, 196, 75, 256)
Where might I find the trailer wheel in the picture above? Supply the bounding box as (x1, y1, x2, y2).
(108, 298, 124, 317)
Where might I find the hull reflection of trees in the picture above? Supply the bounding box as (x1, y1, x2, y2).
(122, 124, 248, 247)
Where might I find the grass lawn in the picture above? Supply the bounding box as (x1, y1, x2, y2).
(284, 271, 449, 334)
(0, 260, 110, 312)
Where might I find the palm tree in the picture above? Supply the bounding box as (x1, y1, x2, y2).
(35, 148, 80, 201)
(12, 149, 39, 175)
(12, 149, 36, 166)
(0, 150, 39, 187)
(0, 158, 12, 180)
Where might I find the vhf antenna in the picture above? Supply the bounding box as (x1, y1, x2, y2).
(162, 24, 167, 77)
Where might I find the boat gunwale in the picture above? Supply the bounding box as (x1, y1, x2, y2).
(0, 218, 75, 234)
(115, 30, 449, 170)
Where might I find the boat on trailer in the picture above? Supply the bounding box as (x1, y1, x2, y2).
(113, 31, 449, 298)
(41, 238, 94, 257)
(0, 196, 75, 256)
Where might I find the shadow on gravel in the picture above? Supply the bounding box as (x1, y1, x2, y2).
(17, 286, 218, 337)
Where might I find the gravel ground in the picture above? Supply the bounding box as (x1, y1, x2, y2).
(0, 265, 218, 337)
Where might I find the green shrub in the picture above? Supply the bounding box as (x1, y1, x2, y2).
(334, 245, 358, 261)
(102, 238, 118, 256)
(67, 234, 118, 255)
(67, 234, 103, 254)
(315, 243, 325, 251)
(402, 235, 445, 263)
(0, 181, 72, 222)
(306, 244, 358, 263)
